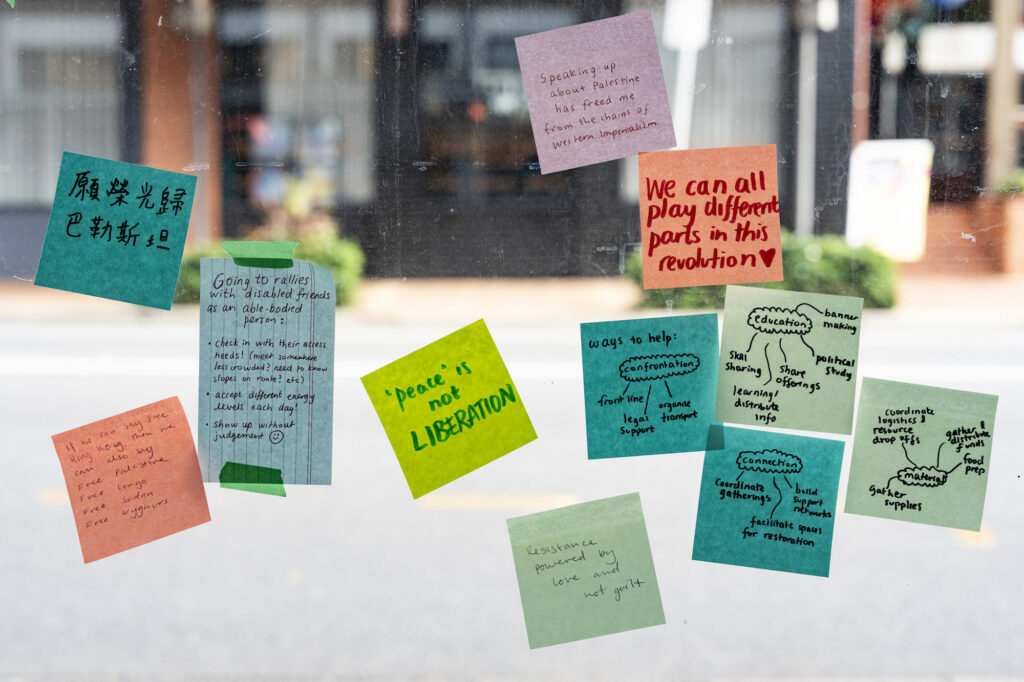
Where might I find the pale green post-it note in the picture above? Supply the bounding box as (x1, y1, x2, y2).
(33, 151, 196, 309)
(845, 378, 998, 531)
(361, 319, 537, 498)
(198, 258, 335, 485)
(692, 426, 844, 577)
(714, 285, 863, 434)
(507, 492, 666, 649)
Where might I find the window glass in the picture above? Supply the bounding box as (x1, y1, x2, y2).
(0, 2, 1018, 679)
(219, 0, 375, 237)
(415, 2, 577, 198)
(0, 1, 121, 203)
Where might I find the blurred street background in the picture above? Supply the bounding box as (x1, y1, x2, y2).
(1, 276, 1023, 680)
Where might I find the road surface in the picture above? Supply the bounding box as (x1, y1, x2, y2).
(0, 308, 1021, 680)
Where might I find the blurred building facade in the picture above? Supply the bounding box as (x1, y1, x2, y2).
(0, 0, 859, 278)
(868, 0, 1024, 273)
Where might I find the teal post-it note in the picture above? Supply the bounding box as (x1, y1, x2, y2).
(715, 285, 863, 434)
(692, 426, 844, 577)
(845, 378, 998, 531)
(33, 151, 196, 309)
(198, 257, 335, 485)
(361, 320, 537, 498)
(507, 492, 666, 648)
(581, 314, 719, 458)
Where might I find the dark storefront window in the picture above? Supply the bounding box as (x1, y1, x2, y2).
(414, 2, 577, 199)
(219, 0, 376, 236)
(209, 0, 805, 278)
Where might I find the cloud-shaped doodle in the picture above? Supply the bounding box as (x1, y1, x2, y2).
(896, 465, 948, 487)
(747, 307, 812, 335)
(736, 449, 803, 474)
(619, 354, 700, 382)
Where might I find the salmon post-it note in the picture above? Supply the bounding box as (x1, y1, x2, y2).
(639, 145, 783, 289)
(51, 397, 210, 563)
(845, 378, 998, 531)
(361, 319, 537, 498)
(34, 151, 196, 309)
(507, 492, 666, 648)
(515, 11, 676, 174)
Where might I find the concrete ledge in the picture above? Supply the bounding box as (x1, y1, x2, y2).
(2, 274, 1022, 325)
(352, 277, 643, 323)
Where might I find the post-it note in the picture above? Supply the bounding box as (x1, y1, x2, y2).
(507, 492, 665, 648)
(845, 378, 998, 531)
(692, 426, 843, 577)
(515, 11, 676, 174)
(33, 151, 196, 309)
(198, 257, 335, 485)
(51, 397, 210, 563)
(361, 319, 536, 498)
(639, 145, 783, 289)
(581, 314, 719, 458)
(715, 285, 863, 434)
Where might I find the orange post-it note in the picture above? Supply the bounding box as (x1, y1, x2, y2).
(639, 145, 783, 289)
(51, 397, 211, 563)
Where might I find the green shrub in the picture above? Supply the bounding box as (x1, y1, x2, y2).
(625, 231, 897, 309)
(997, 167, 1024, 196)
(174, 232, 365, 306)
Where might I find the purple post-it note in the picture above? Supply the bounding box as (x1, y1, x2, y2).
(515, 11, 676, 175)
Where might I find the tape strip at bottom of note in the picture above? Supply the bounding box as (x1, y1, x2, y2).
(219, 462, 286, 497)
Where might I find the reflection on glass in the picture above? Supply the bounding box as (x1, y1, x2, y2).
(416, 3, 578, 198)
(219, 0, 375, 236)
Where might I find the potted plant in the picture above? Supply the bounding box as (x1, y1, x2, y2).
(992, 169, 1024, 273)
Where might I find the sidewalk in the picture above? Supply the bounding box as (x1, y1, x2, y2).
(1, 271, 1022, 324)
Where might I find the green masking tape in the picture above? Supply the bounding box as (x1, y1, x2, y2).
(219, 462, 286, 497)
(221, 241, 298, 269)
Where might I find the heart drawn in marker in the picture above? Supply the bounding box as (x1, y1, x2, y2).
(758, 248, 777, 268)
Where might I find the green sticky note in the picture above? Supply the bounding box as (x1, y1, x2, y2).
(692, 426, 844, 577)
(581, 314, 719, 458)
(198, 258, 335, 485)
(507, 492, 665, 649)
(222, 241, 297, 268)
(845, 378, 998, 531)
(219, 462, 286, 497)
(33, 151, 196, 309)
(714, 285, 863, 434)
(361, 319, 536, 498)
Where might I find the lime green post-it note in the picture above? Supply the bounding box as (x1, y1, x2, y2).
(361, 319, 537, 498)
(33, 151, 196, 309)
(507, 492, 666, 649)
(845, 378, 998, 531)
(714, 285, 863, 434)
